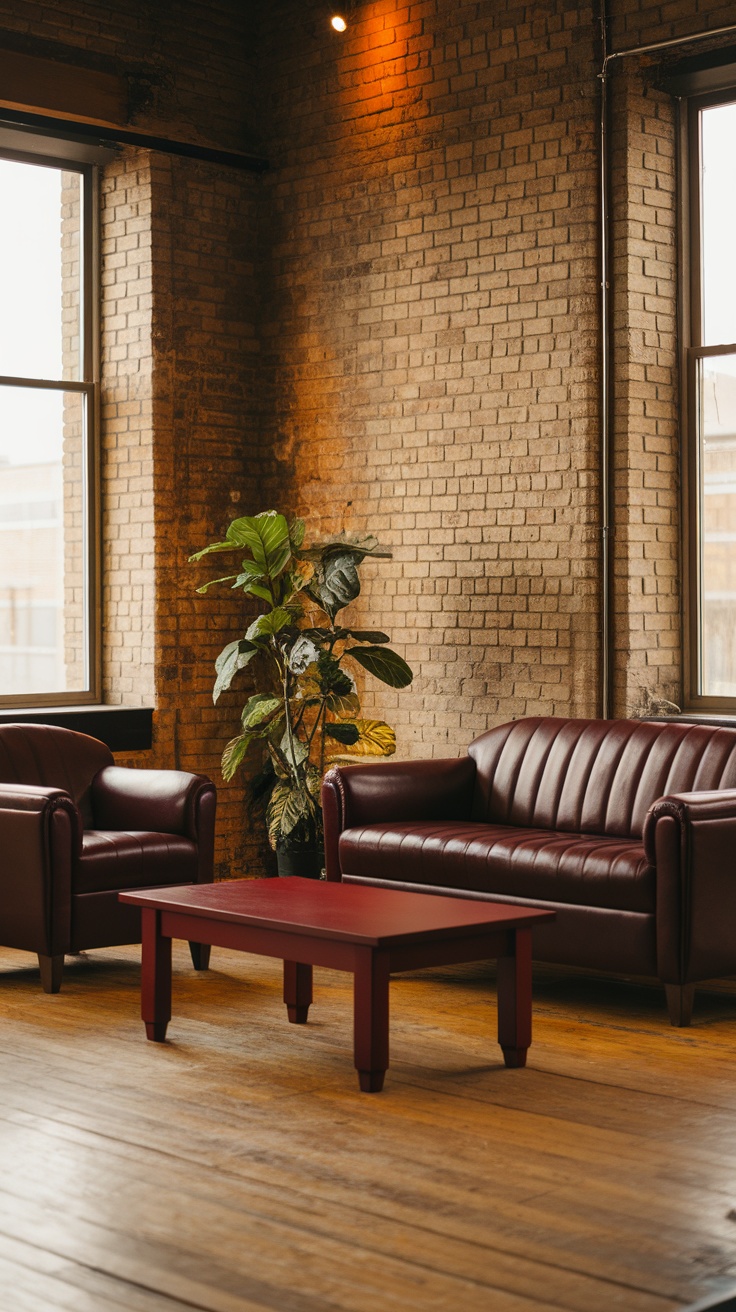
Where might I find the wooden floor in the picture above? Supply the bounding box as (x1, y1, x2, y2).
(0, 944, 736, 1311)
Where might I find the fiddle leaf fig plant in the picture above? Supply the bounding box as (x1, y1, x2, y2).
(190, 510, 413, 853)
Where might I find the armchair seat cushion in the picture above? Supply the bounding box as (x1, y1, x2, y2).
(75, 831, 199, 894)
(339, 821, 655, 913)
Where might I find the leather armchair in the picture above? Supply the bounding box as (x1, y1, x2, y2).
(0, 723, 216, 992)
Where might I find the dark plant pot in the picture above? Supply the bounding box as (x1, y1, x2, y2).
(276, 843, 324, 880)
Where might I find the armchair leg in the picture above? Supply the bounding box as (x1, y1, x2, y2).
(189, 942, 211, 971)
(38, 954, 64, 994)
(665, 983, 695, 1027)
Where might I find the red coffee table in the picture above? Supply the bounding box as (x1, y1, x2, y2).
(120, 879, 554, 1093)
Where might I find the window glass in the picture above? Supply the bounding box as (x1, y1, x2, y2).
(701, 101, 736, 347)
(0, 146, 93, 704)
(0, 386, 87, 697)
(699, 356, 736, 696)
(0, 159, 82, 382)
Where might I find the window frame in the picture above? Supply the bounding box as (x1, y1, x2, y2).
(682, 86, 736, 711)
(0, 135, 100, 709)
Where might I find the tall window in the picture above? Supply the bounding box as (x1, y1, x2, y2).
(0, 142, 98, 705)
(686, 93, 736, 706)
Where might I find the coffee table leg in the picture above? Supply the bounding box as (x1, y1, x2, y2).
(141, 907, 171, 1042)
(497, 928, 532, 1068)
(353, 948, 390, 1093)
(284, 961, 313, 1023)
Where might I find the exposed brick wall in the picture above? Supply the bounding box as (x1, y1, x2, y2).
(609, 0, 736, 50)
(100, 147, 265, 876)
(256, 0, 735, 741)
(258, 0, 603, 757)
(610, 74, 680, 715)
(100, 149, 156, 709)
(147, 152, 266, 877)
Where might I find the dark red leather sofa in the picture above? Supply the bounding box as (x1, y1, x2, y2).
(322, 717, 736, 1026)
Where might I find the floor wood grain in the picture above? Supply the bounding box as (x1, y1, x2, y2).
(0, 942, 735, 1310)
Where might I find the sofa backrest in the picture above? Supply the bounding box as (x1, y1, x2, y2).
(0, 724, 113, 827)
(468, 718, 736, 839)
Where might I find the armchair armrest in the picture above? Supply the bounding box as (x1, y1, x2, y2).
(322, 757, 476, 882)
(0, 783, 76, 812)
(0, 784, 80, 955)
(644, 789, 736, 983)
(91, 767, 216, 843)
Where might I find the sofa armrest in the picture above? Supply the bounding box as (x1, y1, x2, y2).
(644, 789, 736, 983)
(91, 767, 216, 850)
(0, 785, 80, 955)
(321, 757, 476, 882)
(643, 790, 736, 863)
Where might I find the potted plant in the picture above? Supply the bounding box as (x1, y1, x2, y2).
(190, 510, 413, 876)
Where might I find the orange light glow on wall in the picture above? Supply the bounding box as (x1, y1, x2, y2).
(331, 14, 347, 31)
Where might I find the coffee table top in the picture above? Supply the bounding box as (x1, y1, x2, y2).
(120, 878, 554, 948)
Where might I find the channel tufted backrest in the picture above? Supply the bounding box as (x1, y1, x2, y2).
(0, 724, 114, 828)
(468, 718, 736, 839)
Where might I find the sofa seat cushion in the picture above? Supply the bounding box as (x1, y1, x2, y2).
(75, 830, 198, 894)
(338, 822, 655, 913)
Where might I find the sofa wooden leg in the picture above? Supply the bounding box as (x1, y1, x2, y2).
(665, 983, 695, 1027)
(189, 942, 211, 971)
(38, 954, 63, 994)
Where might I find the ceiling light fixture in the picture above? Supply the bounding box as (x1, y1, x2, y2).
(331, 14, 347, 31)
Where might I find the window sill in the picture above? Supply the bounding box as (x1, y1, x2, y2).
(0, 705, 153, 751)
(640, 713, 736, 729)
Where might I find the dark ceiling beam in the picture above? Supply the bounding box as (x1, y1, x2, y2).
(0, 45, 268, 173)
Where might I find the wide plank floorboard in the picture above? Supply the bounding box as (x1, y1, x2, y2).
(0, 942, 735, 1310)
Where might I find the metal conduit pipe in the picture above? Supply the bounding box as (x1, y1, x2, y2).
(595, 6, 736, 718)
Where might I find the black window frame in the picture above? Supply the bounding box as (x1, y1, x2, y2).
(682, 85, 736, 711)
(0, 129, 101, 709)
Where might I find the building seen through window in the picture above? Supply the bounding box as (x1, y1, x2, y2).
(0, 149, 94, 702)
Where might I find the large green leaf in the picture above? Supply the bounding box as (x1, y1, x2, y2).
(317, 652, 354, 697)
(299, 531, 391, 562)
(266, 780, 291, 847)
(213, 638, 257, 703)
(280, 728, 309, 774)
(190, 516, 263, 561)
(346, 719, 396, 756)
(299, 627, 333, 643)
(234, 559, 266, 586)
(221, 732, 254, 782)
(195, 572, 240, 593)
(324, 721, 360, 745)
(280, 789, 313, 837)
(267, 781, 314, 846)
(345, 630, 390, 644)
(347, 646, 413, 688)
(325, 689, 360, 717)
(241, 693, 283, 731)
(245, 608, 292, 642)
(305, 550, 363, 620)
(189, 543, 236, 563)
(237, 512, 292, 577)
(233, 559, 273, 604)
